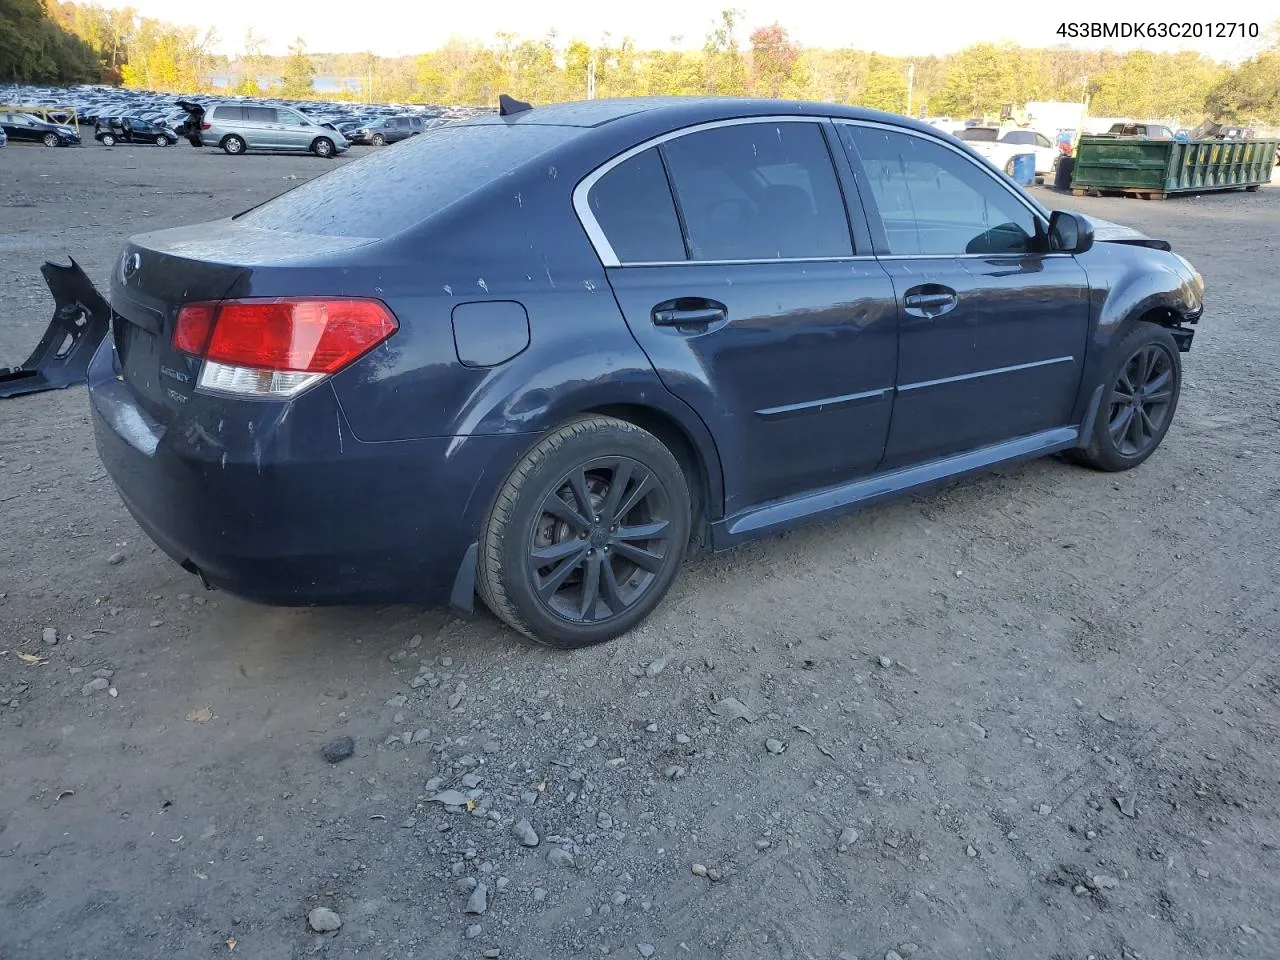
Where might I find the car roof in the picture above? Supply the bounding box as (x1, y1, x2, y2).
(452, 96, 946, 137)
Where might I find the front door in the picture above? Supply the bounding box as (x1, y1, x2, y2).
(586, 119, 899, 514)
(838, 123, 1090, 470)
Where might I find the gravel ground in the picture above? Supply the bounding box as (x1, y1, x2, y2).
(2, 142, 1279, 960)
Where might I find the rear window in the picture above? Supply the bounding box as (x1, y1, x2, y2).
(959, 128, 999, 142)
(213, 105, 245, 122)
(237, 123, 575, 238)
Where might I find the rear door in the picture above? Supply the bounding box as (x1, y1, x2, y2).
(242, 106, 280, 148)
(584, 118, 899, 514)
(838, 122, 1090, 469)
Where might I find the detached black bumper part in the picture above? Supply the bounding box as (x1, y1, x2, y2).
(0, 259, 111, 399)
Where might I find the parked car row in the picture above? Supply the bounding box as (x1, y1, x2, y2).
(0, 83, 490, 158)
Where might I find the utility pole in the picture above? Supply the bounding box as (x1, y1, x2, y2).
(906, 63, 915, 117)
(587, 56, 596, 100)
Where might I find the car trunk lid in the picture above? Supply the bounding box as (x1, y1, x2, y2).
(109, 220, 377, 423)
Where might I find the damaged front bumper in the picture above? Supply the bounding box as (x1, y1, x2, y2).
(0, 259, 111, 399)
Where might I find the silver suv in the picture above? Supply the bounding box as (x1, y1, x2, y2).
(177, 100, 347, 158)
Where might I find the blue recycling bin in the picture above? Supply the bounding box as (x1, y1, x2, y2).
(1011, 152, 1036, 185)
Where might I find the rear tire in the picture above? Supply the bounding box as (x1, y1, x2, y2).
(477, 416, 691, 648)
(1069, 322, 1182, 472)
(312, 137, 335, 158)
(222, 135, 246, 155)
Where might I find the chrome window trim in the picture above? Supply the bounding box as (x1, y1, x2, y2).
(832, 118, 1053, 235)
(573, 115, 849, 269)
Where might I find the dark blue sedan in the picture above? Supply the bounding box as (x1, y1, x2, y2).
(76, 97, 1204, 647)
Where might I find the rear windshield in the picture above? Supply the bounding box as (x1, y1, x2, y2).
(238, 123, 574, 238)
(959, 128, 999, 142)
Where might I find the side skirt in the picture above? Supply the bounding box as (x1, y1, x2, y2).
(711, 426, 1080, 549)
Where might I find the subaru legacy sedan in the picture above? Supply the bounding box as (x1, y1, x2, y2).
(75, 97, 1203, 647)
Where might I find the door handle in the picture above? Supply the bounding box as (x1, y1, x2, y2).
(902, 285, 958, 318)
(651, 299, 727, 328)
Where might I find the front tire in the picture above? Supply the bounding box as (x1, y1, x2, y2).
(370, 133, 386, 146)
(156, 135, 169, 146)
(312, 136, 335, 158)
(222, 135, 246, 155)
(478, 416, 692, 648)
(43, 133, 60, 147)
(1071, 322, 1182, 471)
(100, 134, 116, 146)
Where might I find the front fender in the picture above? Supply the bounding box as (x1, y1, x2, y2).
(1070, 242, 1204, 426)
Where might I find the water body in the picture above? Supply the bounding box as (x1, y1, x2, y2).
(208, 75, 363, 93)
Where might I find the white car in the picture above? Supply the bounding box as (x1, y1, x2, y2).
(956, 126, 1059, 177)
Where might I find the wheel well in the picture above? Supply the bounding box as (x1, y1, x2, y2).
(1135, 306, 1183, 329)
(586, 403, 718, 549)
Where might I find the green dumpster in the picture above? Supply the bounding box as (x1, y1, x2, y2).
(1070, 136, 1279, 199)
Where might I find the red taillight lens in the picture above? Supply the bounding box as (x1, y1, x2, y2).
(172, 298, 397, 395)
(173, 303, 215, 354)
(204, 299, 397, 374)
(199, 122, 211, 130)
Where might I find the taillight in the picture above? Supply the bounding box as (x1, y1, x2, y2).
(173, 298, 397, 398)
(199, 122, 211, 130)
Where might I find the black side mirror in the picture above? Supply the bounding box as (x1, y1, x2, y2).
(1048, 210, 1094, 254)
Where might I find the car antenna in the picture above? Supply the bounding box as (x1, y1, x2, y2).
(498, 94, 532, 117)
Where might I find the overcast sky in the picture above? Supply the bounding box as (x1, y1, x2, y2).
(109, 0, 1277, 60)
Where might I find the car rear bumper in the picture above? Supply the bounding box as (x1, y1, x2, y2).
(87, 338, 529, 606)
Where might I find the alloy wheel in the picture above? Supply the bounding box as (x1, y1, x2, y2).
(526, 457, 673, 624)
(1108, 343, 1175, 457)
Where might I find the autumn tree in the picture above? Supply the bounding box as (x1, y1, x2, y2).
(280, 37, 314, 98)
(703, 8, 745, 95)
(749, 23, 798, 97)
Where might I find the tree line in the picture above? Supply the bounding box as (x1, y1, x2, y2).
(3, 2, 1278, 124)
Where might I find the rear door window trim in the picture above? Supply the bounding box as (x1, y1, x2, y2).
(575, 116, 871, 267)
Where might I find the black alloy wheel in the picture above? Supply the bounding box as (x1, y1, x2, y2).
(1107, 343, 1175, 457)
(527, 457, 673, 624)
(1069, 321, 1182, 472)
(478, 416, 691, 648)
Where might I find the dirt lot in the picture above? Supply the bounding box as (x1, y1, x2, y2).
(1, 140, 1278, 960)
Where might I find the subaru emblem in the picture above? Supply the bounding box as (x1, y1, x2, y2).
(121, 251, 140, 281)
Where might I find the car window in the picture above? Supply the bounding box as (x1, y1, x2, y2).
(587, 147, 686, 263)
(278, 109, 306, 125)
(1034, 133, 1053, 148)
(245, 107, 278, 123)
(841, 126, 1040, 257)
(238, 122, 577, 239)
(661, 122, 852, 261)
(1002, 131, 1034, 145)
(213, 105, 244, 122)
(959, 128, 999, 142)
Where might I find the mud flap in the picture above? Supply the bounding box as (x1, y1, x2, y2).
(0, 259, 111, 399)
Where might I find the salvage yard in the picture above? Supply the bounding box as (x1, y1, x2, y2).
(2, 142, 1279, 960)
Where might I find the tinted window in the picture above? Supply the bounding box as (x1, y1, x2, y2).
(239, 123, 575, 239)
(1034, 133, 1053, 148)
(959, 128, 999, 142)
(1001, 131, 1035, 145)
(395, 118, 410, 128)
(245, 107, 278, 123)
(842, 126, 1039, 256)
(587, 148, 685, 263)
(661, 122, 852, 260)
(213, 105, 244, 122)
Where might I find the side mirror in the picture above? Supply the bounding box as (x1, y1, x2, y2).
(1048, 210, 1094, 254)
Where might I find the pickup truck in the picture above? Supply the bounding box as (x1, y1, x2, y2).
(1097, 122, 1175, 140)
(955, 126, 1059, 176)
